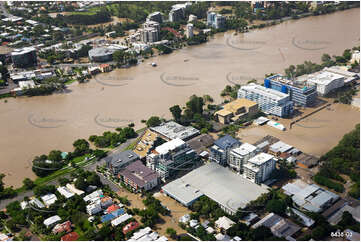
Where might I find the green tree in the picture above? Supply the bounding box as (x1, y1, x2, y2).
(169, 105, 182, 121)
(146, 116, 161, 127)
(22, 178, 35, 190)
(266, 199, 287, 215)
(166, 228, 177, 240)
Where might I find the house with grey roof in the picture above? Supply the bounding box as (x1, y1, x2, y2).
(119, 160, 159, 192)
(106, 150, 139, 175)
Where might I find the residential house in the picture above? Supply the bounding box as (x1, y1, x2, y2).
(215, 216, 235, 233)
(123, 221, 139, 234)
(44, 215, 61, 228)
(61, 232, 79, 241)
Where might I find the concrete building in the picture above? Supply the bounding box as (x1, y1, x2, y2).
(229, 143, 258, 173)
(86, 202, 102, 215)
(282, 180, 340, 213)
(238, 83, 294, 117)
(57, 186, 75, 199)
(111, 213, 133, 227)
(140, 27, 159, 43)
(210, 135, 241, 166)
(301, 71, 345, 96)
(41, 193, 58, 207)
(214, 98, 258, 124)
(186, 23, 194, 39)
(119, 160, 159, 192)
(147, 12, 163, 23)
(11, 47, 37, 68)
(146, 138, 197, 181)
(264, 74, 317, 107)
(243, 153, 276, 184)
(88, 47, 115, 62)
(169, 5, 186, 22)
(106, 150, 139, 175)
(162, 162, 269, 215)
(323, 66, 359, 84)
(207, 12, 226, 29)
(150, 121, 200, 141)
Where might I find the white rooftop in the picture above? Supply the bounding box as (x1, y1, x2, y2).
(240, 83, 289, 101)
(57, 186, 75, 199)
(155, 138, 185, 155)
(150, 121, 199, 141)
(43, 215, 61, 227)
(231, 143, 257, 156)
(248, 153, 274, 166)
(269, 141, 293, 153)
(41, 193, 58, 206)
(215, 216, 235, 230)
(308, 71, 344, 85)
(162, 162, 269, 214)
(111, 213, 132, 227)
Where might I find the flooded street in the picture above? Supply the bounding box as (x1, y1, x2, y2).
(0, 9, 359, 187)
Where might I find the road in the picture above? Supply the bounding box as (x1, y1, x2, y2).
(0, 133, 141, 209)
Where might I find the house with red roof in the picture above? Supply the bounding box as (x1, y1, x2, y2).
(123, 221, 139, 234)
(106, 204, 120, 214)
(61, 232, 79, 241)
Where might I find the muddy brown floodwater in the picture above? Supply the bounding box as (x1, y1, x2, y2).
(0, 9, 359, 187)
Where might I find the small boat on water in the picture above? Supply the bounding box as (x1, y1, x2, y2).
(184, 59, 189, 62)
(151, 62, 157, 67)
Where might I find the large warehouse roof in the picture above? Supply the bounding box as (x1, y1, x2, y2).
(162, 162, 269, 214)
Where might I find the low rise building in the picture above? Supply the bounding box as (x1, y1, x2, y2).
(215, 216, 235, 232)
(106, 150, 139, 175)
(57, 186, 75, 199)
(150, 121, 200, 141)
(44, 215, 61, 228)
(86, 202, 102, 215)
(61, 232, 79, 241)
(123, 221, 140, 234)
(52, 220, 72, 234)
(282, 181, 340, 213)
(300, 71, 345, 96)
(111, 213, 133, 227)
(210, 135, 241, 166)
(252, 213, 301, 240)
(41, 193, 58, 207)
(119, 160, 159, 192)
(243, 153, 276, 184)
(214, 98, 258, 124)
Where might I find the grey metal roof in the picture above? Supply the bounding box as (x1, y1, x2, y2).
(106, 150, 139, 168)
(162, 162, 268, 213)
(214, 135, 241, 150)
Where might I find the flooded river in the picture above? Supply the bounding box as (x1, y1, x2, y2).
(0, 8, 359, 187)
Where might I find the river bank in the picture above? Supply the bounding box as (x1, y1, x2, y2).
(0, 8, 359, 187)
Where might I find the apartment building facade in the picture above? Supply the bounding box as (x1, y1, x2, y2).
(238, 83, 294, 117)
(229, 143, 258, 173)
(210, 135, 241, 166)
(243, 153, 276, 184)
(264, 74, 317, 107)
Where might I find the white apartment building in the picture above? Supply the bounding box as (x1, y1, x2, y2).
(305, 71, 345, 96)
(86, 202, 102, 215)
(238, 83, 293, 117)
(186, 23, 194, 39)
(243, 153, 276, 184)
(229, 143, 258, 173)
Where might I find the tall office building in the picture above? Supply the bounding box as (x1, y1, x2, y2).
(146, 12, 163, 23)
(207, 12, 226, 29)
